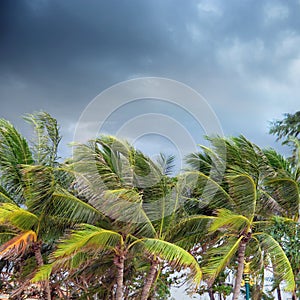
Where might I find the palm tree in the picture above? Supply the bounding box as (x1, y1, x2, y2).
(31, 136, 203, 299)
(36, 221, 201, 300)
(0, 112, 99, 299)
(263, 147, 300, 299)
(185, 136, 298, 299)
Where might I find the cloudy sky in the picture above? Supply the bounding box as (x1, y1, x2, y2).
(1, 0, 300, 165)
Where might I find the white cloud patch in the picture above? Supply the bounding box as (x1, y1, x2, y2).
(216, 38, 265, 76)
(264, 2, 289, 24)
(197, 0, 222, 16)
(275, 30, 300, 58)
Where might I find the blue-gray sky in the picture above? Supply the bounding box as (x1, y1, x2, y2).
(1, 0, 299, 163)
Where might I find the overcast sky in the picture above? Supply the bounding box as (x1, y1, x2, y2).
(1, 0, 300, 165)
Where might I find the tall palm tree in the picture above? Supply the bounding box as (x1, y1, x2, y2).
(0, 112, 99, 299)
(32, 136, 203, 299)
(263, 146, 300, 299)
(185, 136, 298, 299)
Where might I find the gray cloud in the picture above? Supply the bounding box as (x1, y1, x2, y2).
(1, 0, 299, 163)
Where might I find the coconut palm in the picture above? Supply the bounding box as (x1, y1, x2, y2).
(263, 146, 300, 299)
(185, 136, 298, 299)
(0, 112, 99, 299)
(31, 136, 203, 299)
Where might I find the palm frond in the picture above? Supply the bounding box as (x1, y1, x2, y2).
(265, 178, 299, 220)
(0, 203, 39, 230)
(202, 236, 243, 282)
(209, 209, 250, 233)
(0, 230, 37, 259)
(31, 264, 53, 283)
(24, 111, 61, 166)
(179, 171, 233, 210)
(170, 215, 214, 249)
(0, 185, 16, 204)
(22, 165, 55, 213)
(226, 174, 256, 219)
(0, 118, 33, 203)
(254, 233, 295, 291)
(141, 238, 202, 288)
(52, 224, 122, 259)
(100, 189, 156, 237)
(156, 153, 175, 176)
(49, 187, 101, 224)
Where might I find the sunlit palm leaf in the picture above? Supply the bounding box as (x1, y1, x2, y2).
(202, 236, 243, 282)
(209, 209, 250, 233)
(254, 233, 295, 291)
(0, 203, 39, 230)
(52, 224, 122, 259)
(0, 230, 37, 259)
(141, 238, 202, 288)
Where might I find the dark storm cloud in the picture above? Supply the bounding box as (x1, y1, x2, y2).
(0, 0, 300, 160)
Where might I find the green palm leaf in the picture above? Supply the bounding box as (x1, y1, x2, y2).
(31, 264, 53, 283)
(209, 209, 250, 233)
(24, 111, 61, 166)
(0, 119, 33, 203)
(202, 236, 243, 282)
(0, 203, 39, 230)
(254, 233, 295, 291)
(265, 178, 299, 220)
(53, 224, 123, 258)
(226, 174, 256, 219)
(141, 238, 202, 288)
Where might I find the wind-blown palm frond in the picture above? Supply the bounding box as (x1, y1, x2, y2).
(101, 189, 156, 237)
(52, 224, 123, 259)
(202, 236, 243, 282)
(0, 203, 39, 230)
(181, 171, 233, 211)
(0, 230, 37, 260)
(0, 119, 33, 203)
(168, 215, 213, 249)
(156, 153, 175, 176)
(31, 264, 53, 283)
(265, 178, 299, 220)
(209, 209, 250, 233)
(49, 187, 101, 224)
(141, 238, 202, 288)
(264, 149, 293, 176)
(254, 233, 295, 291)
(0, 185, 15, 204)
(24, 111, 61, 166)
(226, 174, 256, 219)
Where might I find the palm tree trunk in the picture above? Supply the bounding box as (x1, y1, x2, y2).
(232, 241, 247, 300)
(33, 241, 51, 300)
(208, 288, 215, 300)
(114, 253, 125, 300)
(291, 290, 297, 300)
(141, 260, 159, 300)
(276, 287, 282, 300)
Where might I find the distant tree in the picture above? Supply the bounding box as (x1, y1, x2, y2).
(269, 111, 300, 144)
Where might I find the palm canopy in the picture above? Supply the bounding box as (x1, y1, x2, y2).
(31, 136, 203, 298)
(185, 136, 298, 295)
(32, 223, 202, 287)
(0, 113, 100, 298)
